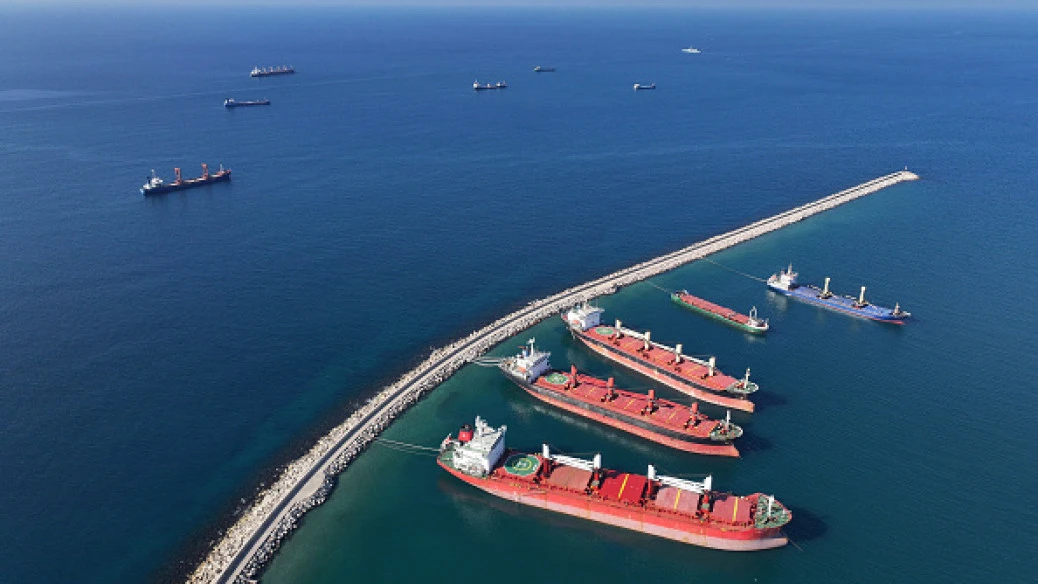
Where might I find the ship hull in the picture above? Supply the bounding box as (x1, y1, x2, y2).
(571, 330, 754, 413)
(671, 294, 767, 334)
(510, 378, 739, 457)
(439, 461, 786, 551)
(767, 283, 905, 324)
(141, 172, 231, 196)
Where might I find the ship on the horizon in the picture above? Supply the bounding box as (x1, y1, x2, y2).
(224, 98, 270, 108)
(250, 65, 294, 78)
(767, 264, 910, 324)
(681, 47, 702, 54)
(563, 303, 758, 412)
(633, 83, 656, 91)
(140, 164, 231, 196)
(474, 80, 507, 91)
(438, 415, 790, 551)
(533, 66, 555, 72)
(492, 339, 742, 456)
(671, 290, 769, 334)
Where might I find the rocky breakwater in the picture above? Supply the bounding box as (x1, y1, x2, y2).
(187, 170, 918, 584)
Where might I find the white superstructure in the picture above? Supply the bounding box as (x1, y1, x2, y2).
(564, 302, 604, 331)
(502, 339, 551, 383)
(142, 170, 164, 191)
(767, 263, 799, 291)
(442, 416, 507, 478)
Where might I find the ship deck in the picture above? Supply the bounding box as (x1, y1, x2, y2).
(533, 371, 725, 439)
(581, 326, 738, 391)
(786, 284, 901, 319)
(491, 451, 764, 529)
(676, 293, 750, 324)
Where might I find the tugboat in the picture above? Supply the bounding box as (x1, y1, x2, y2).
(767, 264, 910, 324)
(473, 80, 507, 91)
(563, 303, 758, 412)
(533, 66, 555, 72)
(633, 83, 656, 91)
(224, 98, 271, 108)
(140, 164, 231, 196)
(438, 415, 791, 550)
(250, 66, 294, 78)
(489, 339, 742, 456)
(681, 47, 702, 54)
(671, 290, 769, 334)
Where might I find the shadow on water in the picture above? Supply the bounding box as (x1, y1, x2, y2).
(736, 432, 773, 454)
(783, 505, 829, 543)
(751, 390, 788, 410)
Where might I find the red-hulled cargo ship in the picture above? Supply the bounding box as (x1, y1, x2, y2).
(563, 303, 758, 413)
(492, 339, 741, 456)
(140, 163, 231, 196)
(438, 416, 790, 551)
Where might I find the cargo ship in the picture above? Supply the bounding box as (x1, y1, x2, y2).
(438, 416, 790, 551)
(494, 339, 742, 456)
(767, 264, 910, 324)
(250, 66, 294, 78)
(563, 304, 758, 412)
(224, 98, 270, 108)
(533, 66, 555, 72)
(140, 164, 231, 196)
(633, 83, 656, 91)
(671, 290, 769, 334)
(474, 80, 507, 91)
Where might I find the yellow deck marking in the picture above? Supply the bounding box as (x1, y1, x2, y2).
(617, 474, 630, 500)
(732, 498, 739, 522)
(668, 409, 677, 421)
(625, 399, 635, 410)
(673, 489, 682, 510)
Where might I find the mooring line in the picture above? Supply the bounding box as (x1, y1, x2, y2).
(700, 258, 768, 283)
(646, 281, 674, 294)
(373, 437, 440, 456)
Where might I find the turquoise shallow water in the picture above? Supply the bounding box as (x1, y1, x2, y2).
(0, 6, 1036, 583)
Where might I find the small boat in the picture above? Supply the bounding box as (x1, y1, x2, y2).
(533, 66, 555, 73)
(474, 80, 508, 91)
(224, 98, 270, 108)
(633, 83, 656, 91)
(681, 47, 702, 54)
(250, 66, 294, 78)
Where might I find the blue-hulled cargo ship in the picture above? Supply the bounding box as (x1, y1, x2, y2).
(767, 264, 910, 324)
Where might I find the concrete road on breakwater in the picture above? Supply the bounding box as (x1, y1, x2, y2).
(190, 170, 919, 584)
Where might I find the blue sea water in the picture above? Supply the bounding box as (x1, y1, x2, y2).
(0, 6, 1036, 583)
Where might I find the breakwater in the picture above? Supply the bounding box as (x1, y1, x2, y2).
(187, 170, 918, 584)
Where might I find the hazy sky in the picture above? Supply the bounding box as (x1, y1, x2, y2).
(9, 0, 1037, 8)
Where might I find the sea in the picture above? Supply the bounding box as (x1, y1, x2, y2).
(0, 5, 1036, 584)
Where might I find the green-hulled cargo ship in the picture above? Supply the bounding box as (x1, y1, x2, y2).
(671, 290, 769, 334)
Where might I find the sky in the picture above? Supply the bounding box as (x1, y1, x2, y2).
(5, 0, 1036, 9)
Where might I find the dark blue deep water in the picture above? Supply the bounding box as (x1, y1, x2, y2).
(1, 6, 1036, 583)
